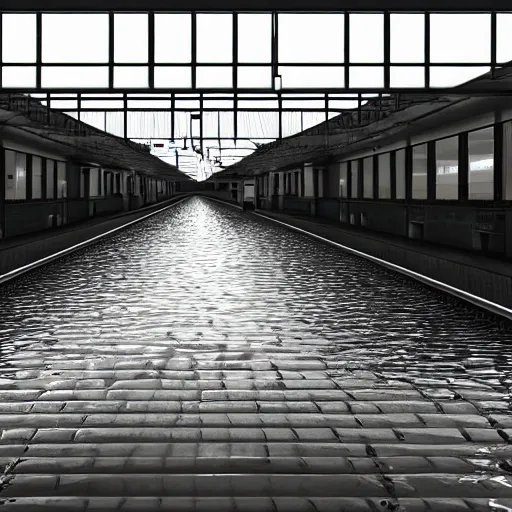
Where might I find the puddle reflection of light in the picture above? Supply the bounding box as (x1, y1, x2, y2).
(490, 499, 512, 511)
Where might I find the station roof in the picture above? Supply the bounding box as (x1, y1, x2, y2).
(0, 95, 191, 181)
(210, 66, 512, 179)
(0, 0, 506, 10)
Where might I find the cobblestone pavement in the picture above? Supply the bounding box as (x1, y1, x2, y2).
(0, 196, 512, 511)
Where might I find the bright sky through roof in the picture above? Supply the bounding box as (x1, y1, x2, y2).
(2, 12, 512, 179)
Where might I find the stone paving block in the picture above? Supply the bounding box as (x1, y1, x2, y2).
(333, 428, 398, 443)
(397, 428, 469, 444)
(491, 415, 512, 428)
(369, 401, 439, 414)
(316, 402, 351, 413)
(267, 443, 368, 458)
(356, 413, 423, 428)
(464, 428, 505, 443)
(257, 401, 320, 413)
(392, 474, 512, 498)
(345, 389, 424, 401)
(417, 414, 491, 428)
(0, 428, 36, 443)
(0, 402, 33, 413)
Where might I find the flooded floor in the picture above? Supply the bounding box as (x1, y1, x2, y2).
(0, 196, 511, 510)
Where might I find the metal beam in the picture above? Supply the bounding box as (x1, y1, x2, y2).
(1, 0, 509, 11)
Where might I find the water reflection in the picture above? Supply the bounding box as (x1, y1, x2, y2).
(0, 196, 511, 394)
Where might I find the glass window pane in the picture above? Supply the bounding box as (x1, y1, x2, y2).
(237, 111, 279, 138)
(340, 162, 348, 198)
(396, 149, 406, 199)
(114, 67, 148, 88)
(197, 14, 232, 63)
(350, 14, 383, 63)
(390, 14, 424, 63)
(155, 67, 191, 88)
(5, 151, 27, 200)
(363, 157, 373, 198)
(351, 162, 359, 198)
(3, 14, 36, 63)
(197, 67, 232, 88)
(430, 14, 490, 63)
(378, 153, 391, 199)
(390, 67, 424, 88)
(278, 14, 344, 63)
(412, 144, 428, 199)
(89, 168, 99, 197)
(279, 66, 344, 88)
(32, 156, 42, 199)
(350, 67, 384, 88)
(42, 67, 109, 88)
(2, 67, 36, 88)
(238, 67, 272, 88)
(435, 136, 458, 200)
(46, 160, 55, 199)
(57, 162, 67, 198)
(497, 14, 512, 63)
(239, 14, 271, 63)
(469, 127, 494, 200)
(16, 153, 26, 201)
(43, 14, 108, 63)
(155, 14, 191, 63)
(430, 66, 490, 87)
(115, 14, 148, 63)
(127, 112, 172, 138)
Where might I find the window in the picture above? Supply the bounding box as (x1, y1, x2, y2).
(197, 14, 232, 63)
(43, 14, 108, 63)
(80, 169, 86, 198)
(114, 14, 148, 63)
(390, 14, 424, 63)
(350, 14, 383, 63)
(395, 149, 406, 199)
(468, 126, 494, 200)
(32, 156, 43, 199)
(435, 136, 458, 199)
(363, 157, 373, 198)
(278, 14, 344, 63)
(46, 160, 55, 198)
(378, 154, 391, 199)
(3, 14, 36, 63)
(351, 162, 359, 198)
(155, 14, 191, 63)
(238, 14, 272, 63)
(5, 150, 27, 200)
(339, 162, 348, 198)
(57, 162, 67, 198)
(412, 144, 428, 199)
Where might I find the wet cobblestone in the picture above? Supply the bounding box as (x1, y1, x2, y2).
(0, 196, 512, 510)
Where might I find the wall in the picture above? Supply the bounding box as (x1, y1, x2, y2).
(259, 210, 512, 310)
(0, 196, 188, 278)
(4, 201, 66, 237)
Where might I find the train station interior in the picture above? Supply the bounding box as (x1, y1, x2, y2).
(0, 1, 512, 510)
